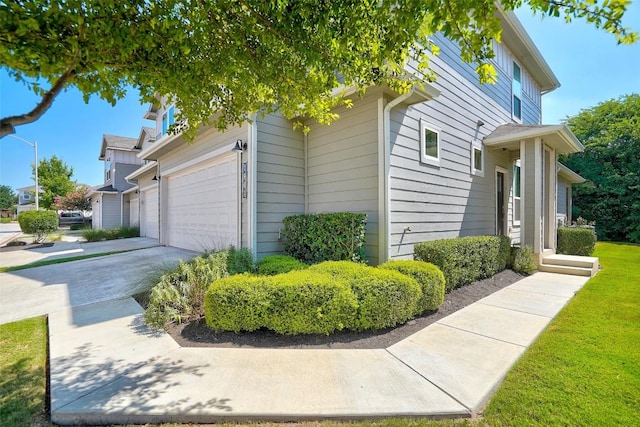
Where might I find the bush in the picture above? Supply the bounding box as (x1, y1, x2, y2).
(281, 212, 367, 263)
(81, 226, 140, 242)
(145, 251, 229, 328)
(309, 261, 421, 331)
(557, 226, 597, 256)
(17, 210, 58, 243)
(414, 235, 511, 292)
(257, 255, 308, 275)
(205, 271, 358, 335)
(226, 246, 255, 274)
(512, 245, 537, 275)
(378, 260, 445, 313)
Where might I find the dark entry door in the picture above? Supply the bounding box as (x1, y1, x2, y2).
(497, 171, 505, 235)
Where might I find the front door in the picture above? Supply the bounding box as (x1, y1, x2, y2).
(496, 170, 506, 235)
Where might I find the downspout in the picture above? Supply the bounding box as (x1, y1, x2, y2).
(379, 89, 417, 263)
(249, 116, 258, 259)
(120, 191, 124, 227)
(304, 132, 309, 213)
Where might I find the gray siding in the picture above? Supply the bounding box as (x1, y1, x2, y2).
(306, 95, 380, 264)
(101, 194, 121, 229)
(389, 53, 515, 259)
(114, 163, 140, 192)
(557, 178, 569, 225)
(255, 114, 305, 259)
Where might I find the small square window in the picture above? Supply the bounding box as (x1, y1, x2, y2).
(420, 119, 440, 166)
(512, 62, 522, 121)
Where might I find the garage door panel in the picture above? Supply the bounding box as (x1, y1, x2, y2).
(166, 154, 238, 252)
(141, 188, 159, 239)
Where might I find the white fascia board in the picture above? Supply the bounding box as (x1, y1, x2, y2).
(125, 161, 157, 182)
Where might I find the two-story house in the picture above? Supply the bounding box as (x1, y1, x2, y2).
(89, 134, 144, 229)
(125, 10, 586, 269)
(15, 185, 40, 214)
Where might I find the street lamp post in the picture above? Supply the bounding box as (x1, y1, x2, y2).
(5, 135, 39, 210)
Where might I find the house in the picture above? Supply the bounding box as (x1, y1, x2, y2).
(125, 10, 588, 268)
(89, 134, 145, 229)
(15, 185, 40, 214)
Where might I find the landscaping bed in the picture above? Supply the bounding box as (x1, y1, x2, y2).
(164, 269, 523, 349)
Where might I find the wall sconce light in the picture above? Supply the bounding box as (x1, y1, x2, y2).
(232, 139, 247, 152)
(476, 120, 485, 127)
(152, 175, 160, 181)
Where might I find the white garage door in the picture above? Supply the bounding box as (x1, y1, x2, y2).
(129, 196, 139, 227)
(166, 153, 238, 252)
(140, 187, 159, 239)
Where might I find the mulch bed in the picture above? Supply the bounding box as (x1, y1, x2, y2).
(166, 269, 524, 350)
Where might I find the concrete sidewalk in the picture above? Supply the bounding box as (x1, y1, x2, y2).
(0, 237, 161, 268)
(49, 272, 590, 425)
(0, 243, 196, 325)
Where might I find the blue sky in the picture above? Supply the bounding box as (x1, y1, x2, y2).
(1, 4, 639, 193)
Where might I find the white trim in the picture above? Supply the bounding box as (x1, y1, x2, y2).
(533, 137, 543, 255)
(496, 166, 509, 235)
(519, 141, 526, 235)
(419, 119, 441, 167)
(125, 161, 157, 182)
(161, 143, 235, 177)
(471, 142, 484, 177)
(138, 132, 181, 160)
(250, 115, 258, 259)
(377, 97, 386, 264)
(511, 60, 523, 123)
(512, 158, 522, 226)
(122, 185, 139, 195)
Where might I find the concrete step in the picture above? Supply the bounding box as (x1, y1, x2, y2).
(543, 254, 599, 269)
(538, 263, 594, 277)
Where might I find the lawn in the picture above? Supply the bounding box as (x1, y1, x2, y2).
(2, 242, 638, 426)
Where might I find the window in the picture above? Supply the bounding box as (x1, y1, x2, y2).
(161, 105, 175, 136)
(23, 192, 31, 200)
(105, 157, 111, 181)
(471, 145, 484, 176)
(420, 119, 440, 166)
(513, 161, 521, 224)
(512, 62, 522, 121)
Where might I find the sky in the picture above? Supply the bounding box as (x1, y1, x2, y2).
(1, 3, 639, 193)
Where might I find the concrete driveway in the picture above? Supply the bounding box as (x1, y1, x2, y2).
(0, 241, 197, 325)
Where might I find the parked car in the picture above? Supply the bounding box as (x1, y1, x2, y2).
(58, 211, 85, 225)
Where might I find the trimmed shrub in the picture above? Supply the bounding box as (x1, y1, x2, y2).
(512, 245, 537, 275)
(144, 251, 229, 328)
(557, 226, 597, 256)
(18, 210, 58, 243)
(81, 226, 139, 242)
(414, 235, 511, 292)
(378, 260, 445, 313)
(281, 212, 367, 263)
(227, 246, 255, 274)
(257, 255, 308, 275)
(309, 261, 421, 330)
(205, 271, 358, 335)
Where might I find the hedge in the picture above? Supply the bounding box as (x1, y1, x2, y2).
(281, 212, 367, 263)
(414, 235, 511, 291)
(557, 226, 597, 256)
(309, 261, 421, 331)
(378, 260, 445, 314)
(256, 255, 308, 275)
(17, 210, 58, 243)
(205, 271, 357, 335)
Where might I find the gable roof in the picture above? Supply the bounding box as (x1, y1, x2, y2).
(484, 123, 584, 154)
(558, 163, 586, 184)
(99, 134, 138, 160)
(135, 127, 157, 149)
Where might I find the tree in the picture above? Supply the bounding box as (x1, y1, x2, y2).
(561, 94, 640, 243)
(1, 1, 637, 138)
(52, 185, 92, 219)
(0, 185, 18, 210)
(33, 155, 75, 210)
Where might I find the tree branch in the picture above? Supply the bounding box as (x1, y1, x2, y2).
(0, 67, 76, 138)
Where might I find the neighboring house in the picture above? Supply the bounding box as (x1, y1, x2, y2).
(89, 134, 144, 229)
(15, 185, 40, 214)
(126, 10, 586, 266)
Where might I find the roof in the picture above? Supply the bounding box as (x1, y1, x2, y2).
(557, 163, 586, 184)
(89, 184, 118, 196)
(99, 134, 138, 160)
(498, 10, 560, 93)
(483, 123, 584, 154)
(135, 127, 157, 149)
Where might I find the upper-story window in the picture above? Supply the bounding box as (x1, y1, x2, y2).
(420, 119, 440, 167)
(512, 62, 522, 121)
(23, 191, 31, 200)
(161, 105, 175, 136)
(105, 157, 112, 181)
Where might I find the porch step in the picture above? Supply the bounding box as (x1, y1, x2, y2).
(539, 254, 599, 277)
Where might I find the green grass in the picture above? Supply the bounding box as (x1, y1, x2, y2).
(0, 316, 48, 426)
(481, 242, 640, 426)
(5, 242, 638, 427)
(0, 249, 139, 272)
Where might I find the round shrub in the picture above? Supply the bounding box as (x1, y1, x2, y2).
(205, 271, 357, 335)
(378, 260, 445, 314)
(257, 255, 308, 276)
(512, 245, 537, 275)
(17, 210, 58, 243)
(309, 261, 422, 331)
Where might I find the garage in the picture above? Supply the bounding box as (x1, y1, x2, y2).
(140, 186, 159, 239)
(165, 153, 238, 252)
(129, 194, 139, 227)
